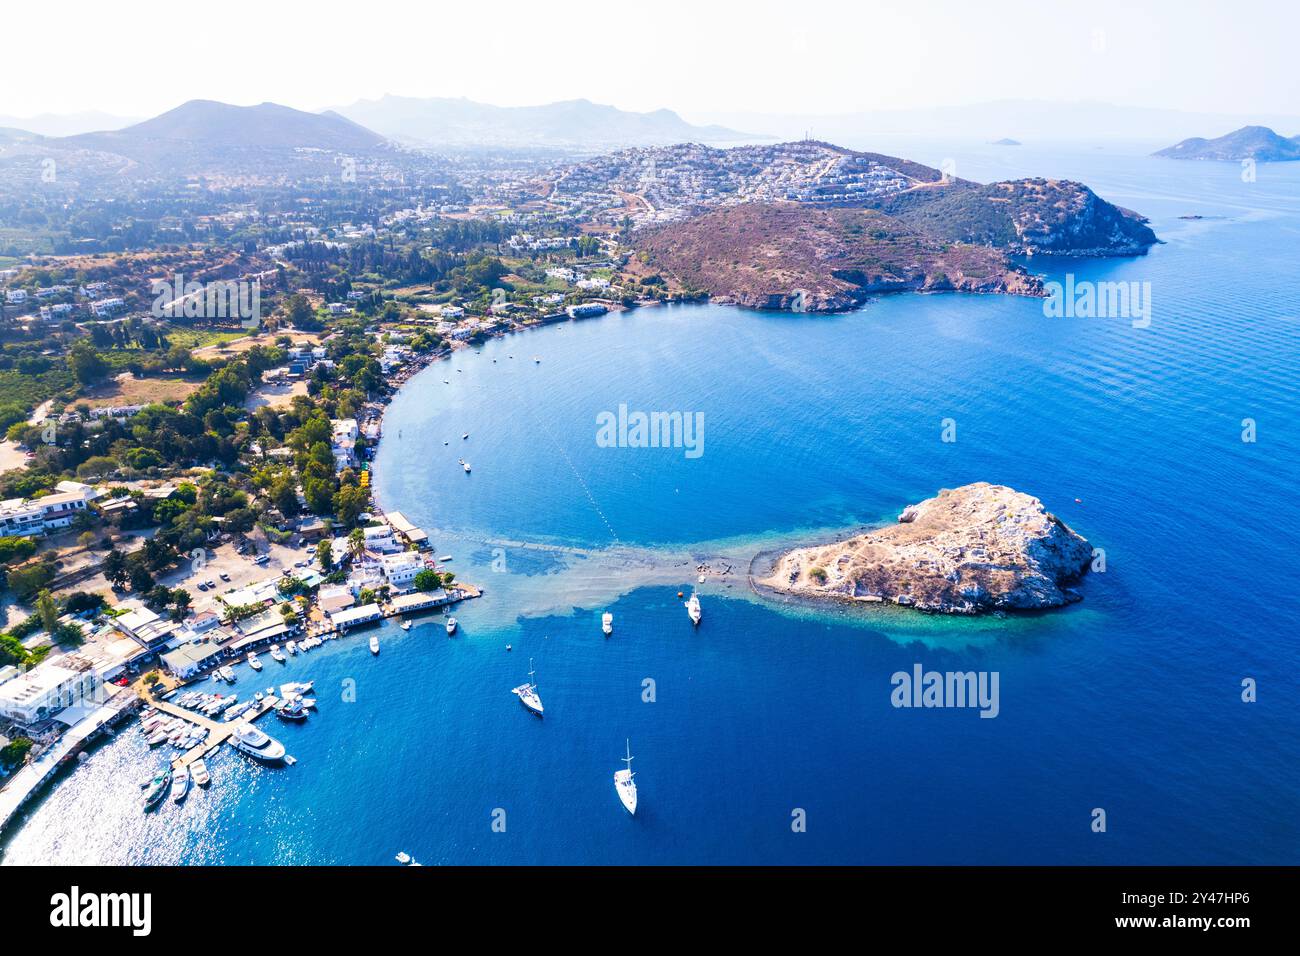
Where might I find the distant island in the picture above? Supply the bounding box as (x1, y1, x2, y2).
(756, 483, 1092, 614)
(990, 138, 1021, 146)
(1154, 125, 1300, 162)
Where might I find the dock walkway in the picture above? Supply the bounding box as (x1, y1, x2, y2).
(146, 693, 281, 770)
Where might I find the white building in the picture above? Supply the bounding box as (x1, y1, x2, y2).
(379, 551, 425, 590)
(331, 418, 359, 472)
(0, 483, 98, 538)
(0, 663, 99, 725)
(362, 524, 398, 553)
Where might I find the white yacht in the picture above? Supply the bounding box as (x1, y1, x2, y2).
(269, 645, 286, 663)
(246, 652, 263, 671)
(614, 739, 637, 816)
(286, 640, 298, 656)
(511, 659, 544, 717)
(462, 461, 472, 473)
(686, 589, 702, 626)
(601, 612, 613, 636)
(369, 635, 380, 655)
(445, 617, 458, 636)
(400, 620, 412, 631)
(170, 766, 191, 803)
(190, 758, 211, 787)
(219, 665, 236, 682)
(229, 723, 287, 763)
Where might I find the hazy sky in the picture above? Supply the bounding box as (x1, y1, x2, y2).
(3, 0, 1296, 119)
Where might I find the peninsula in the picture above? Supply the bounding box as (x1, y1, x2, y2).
(757, 483, 1092, 614)
(1154, 125, 1300, 162)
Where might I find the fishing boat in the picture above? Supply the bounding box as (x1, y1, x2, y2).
(229, 724, 287, 764)
(614, 739, 638, 816)
(170, 766, 191, 803)
(286, 640, 298, 656)
(270, 645, 286, 663)
(277, 696, 308, 721)
(369, 635, 380, 655)
(445, 617, 457, 636)
(142, 770, 171, 810)
(602, 612, 613, 636)
(511, 659, 544, 717)
(191, 758, 211, 787)
(685, 589, 702, 626)
(247, 652, 263, 671)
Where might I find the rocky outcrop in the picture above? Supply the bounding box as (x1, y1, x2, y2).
(757, 483, 1092, 614)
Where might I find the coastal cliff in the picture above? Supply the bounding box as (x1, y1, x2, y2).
(757, 483, 1092, 614)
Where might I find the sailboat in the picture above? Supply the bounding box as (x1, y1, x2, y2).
(511, 659, 544, 716)
(685, 589, 702, 626)
(614, 739, 637, 815)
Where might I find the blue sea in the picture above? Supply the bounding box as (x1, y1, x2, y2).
(4, 142, 1298, 865)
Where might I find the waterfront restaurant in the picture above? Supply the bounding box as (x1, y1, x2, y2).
(0, 663, 100, 726)
(161, 641, 224, 680)
(329, 603, 384, 630)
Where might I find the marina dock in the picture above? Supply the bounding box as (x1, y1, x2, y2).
(145, 692, 284, 771)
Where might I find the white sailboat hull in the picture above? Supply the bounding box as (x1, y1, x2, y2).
(614, 769, 637, 815)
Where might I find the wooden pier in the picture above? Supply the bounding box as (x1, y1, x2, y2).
(145, 692, 282, 770)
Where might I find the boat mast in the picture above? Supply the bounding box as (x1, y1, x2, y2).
(624, 738, 635, 777)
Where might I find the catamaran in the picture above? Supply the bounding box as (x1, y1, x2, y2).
(686, 589, 702, 626)
(602, 612, 613, 636)
(511, 659, 544, 716)
(614, 739, 637, 815)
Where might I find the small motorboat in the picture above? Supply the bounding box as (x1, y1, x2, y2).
(369, 635, 380, 655)
(286, 640, 298, 656)
(247, 652, 263, 672)
(602, 612, 613, 636)
(142, 770, 171, 810)
(191, 758, 211, 787)
(270, 645, 286, 663)
(171, 766, 191, 803)
(445, 617, 457, 636)
(400, 620, 412, 631)
(395, 851, 413, 865)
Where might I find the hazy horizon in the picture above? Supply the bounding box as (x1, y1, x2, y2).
(3, 0, 1297, 121)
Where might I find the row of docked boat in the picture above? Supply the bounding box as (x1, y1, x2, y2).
(140, 711, 207, 751)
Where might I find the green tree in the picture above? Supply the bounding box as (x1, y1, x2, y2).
(67, 340, 109, 386)
(315, 539, 333, 571)
(34, 589, 60, 635)
(413, 568, 440, 592)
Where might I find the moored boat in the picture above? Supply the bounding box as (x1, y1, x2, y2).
(511, 659, 544, 717)
(686, 589, 702, 626)
(369, 635, 380, 655)
(614, 739, 638, 815)
(247, 651, 263, 671)
(142, 770, 171, 810)
(229, 723, 287, 764)
(191, 758, 211, 787)
(270, 644, 286, 663)
(171, 765, 191, 803)
(602, 612, 613, 636)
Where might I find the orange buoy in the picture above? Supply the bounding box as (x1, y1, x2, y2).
(677, 591, 684, 598)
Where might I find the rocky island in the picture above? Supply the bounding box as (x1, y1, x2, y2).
(757, 483, 1092, 614)
(1154, 125, 1300, 162)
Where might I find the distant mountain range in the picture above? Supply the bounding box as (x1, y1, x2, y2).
(329, 95, 763, 149)
(1153, 125, 1300, 162)
(0, 110, 139, 137)
(64, 100, 387, 156)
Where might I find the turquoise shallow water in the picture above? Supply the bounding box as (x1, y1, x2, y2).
(3, 147, 1299, 865)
